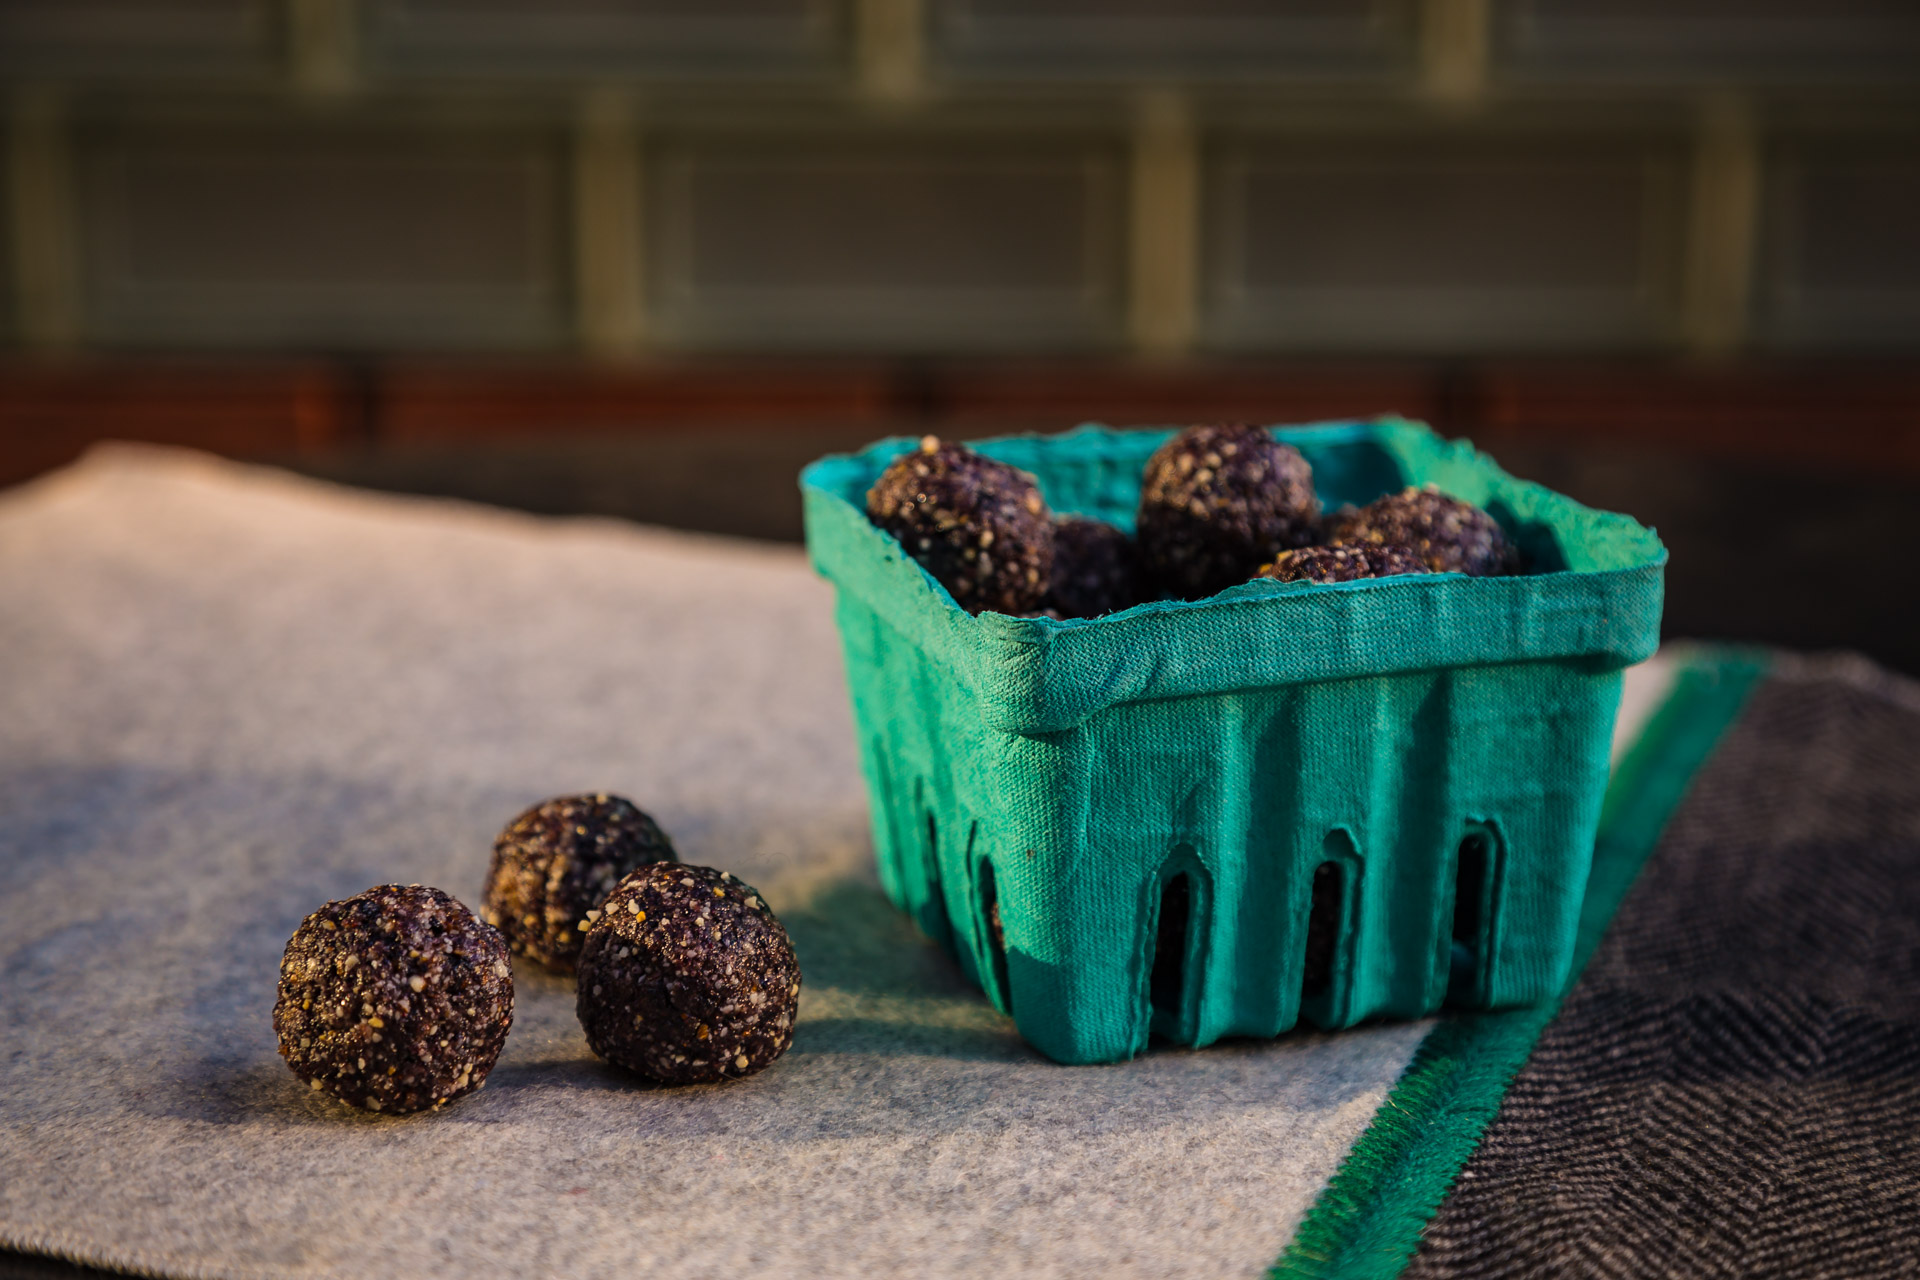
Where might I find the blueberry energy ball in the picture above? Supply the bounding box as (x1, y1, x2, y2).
(1259, 544, 1431, 585)
(482, 793, 678, 974)
(576, 863, 800, 1086)
(866, 436, 1053, 615)
(1045, 516, 1142, 618)
(1327, 485, 1521, 577)
(273, 884, 513, 1114)
(1136, 423, 1321, 599)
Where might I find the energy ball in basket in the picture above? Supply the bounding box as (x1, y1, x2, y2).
(1327, 485, 1521, 577)
(482, 793, 678, 974)
(576, 863, 800, 1086)
(866, 436, 1054, 615)
(1259, 544, 1431, 585)
(1045, 516, 1142, 618)
(273, 884, 513, 1115)
(1137, 423, 1321, 600)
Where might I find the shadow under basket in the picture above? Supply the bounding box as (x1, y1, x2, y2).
(801, 419, 1666, 1065)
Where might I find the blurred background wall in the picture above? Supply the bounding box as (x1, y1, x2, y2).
(0, 0, 1917, 668)
(7, 0, 1919, 360)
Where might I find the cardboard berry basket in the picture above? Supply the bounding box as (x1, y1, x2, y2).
(800, 419, 1666, 1066)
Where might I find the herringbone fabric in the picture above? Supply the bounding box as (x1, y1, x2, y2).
(1408, 659, 1920, 1279)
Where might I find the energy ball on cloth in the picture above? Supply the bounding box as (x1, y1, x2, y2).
(1258, 544, 1432, 585)
(576, 863, 800, 1086)
(1045, 516, 1142, 618)
(866, 435, 1054, 615)
(1136, 423, 1321, 600)
(273, 884, 513, 1115)
(1327, 485, 1521, 577)
(482, 793, 678, 974)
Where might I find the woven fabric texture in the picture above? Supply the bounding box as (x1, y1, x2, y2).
(1407, 657, 1920, 1279)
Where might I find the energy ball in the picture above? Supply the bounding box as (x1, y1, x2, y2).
(1045, 516, 1142, 618)
(1327, 485, 1521, 577)
(1136, 423, 1321, 600)
(273, 884, 513, 1115)
(482, 793, 678, 974)
(866, 436, 1053, 615)
(1259, 544, 1432, 585)
(577, 863, 800, 1086)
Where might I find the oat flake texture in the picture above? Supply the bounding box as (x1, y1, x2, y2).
(576, 862, 800, 1084)
(273, 884, 513, 1114)
(482, 792, 678, 974)
(1327, 485, 1521, 577)
(865, 436, 1053, 615)
(1136, 422, 1321, 599)
(1259, 544, 1432, 585)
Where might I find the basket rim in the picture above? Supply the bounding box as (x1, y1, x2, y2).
(800, 417, 1667, 733)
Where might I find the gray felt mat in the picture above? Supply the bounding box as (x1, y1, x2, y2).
(0, 448, 1469, 1280)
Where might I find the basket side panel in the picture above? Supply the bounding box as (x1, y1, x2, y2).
(1265, 672, 1458, 1026)
(834, 592, 920, 916)
(1048, 660, 1623, 1051)
(1325, 661, 1619, 1020)
(836, 587, 1003, 971)
(972, 727, 1165, 1064)
(1442, 662, 1620, 1008)
(1067, 695, 1261, 1056)
(1062, 675, 1462, 1050)
(896, 712, 1144, 1066)
(835, 585, 1134, 1062)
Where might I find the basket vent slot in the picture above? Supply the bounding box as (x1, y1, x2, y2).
(977, 857, 1011, 1013)
(1302, 861, 1344, 1002)
(1447, 823, 1503, 1006)
(1149, 873, 1192, 1025)
(1301, 829, 1361, 1029)
(919, 808, 953, 950)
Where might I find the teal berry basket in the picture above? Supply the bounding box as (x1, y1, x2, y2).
(800, 419, 1666, 1066)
